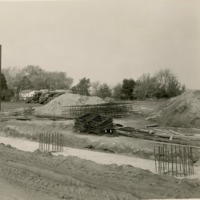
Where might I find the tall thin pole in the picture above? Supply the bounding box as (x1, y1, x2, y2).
(0, 45, 1, 111)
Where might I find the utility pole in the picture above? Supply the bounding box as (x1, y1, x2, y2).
(0, 45, 1, 111)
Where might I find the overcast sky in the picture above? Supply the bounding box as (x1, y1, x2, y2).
(0, 0, 199, 88)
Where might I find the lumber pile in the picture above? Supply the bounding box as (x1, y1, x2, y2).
(116, 126, 200, 146)
(74, 113, 114, 135)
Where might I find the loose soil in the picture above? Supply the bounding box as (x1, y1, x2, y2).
(0, 177, 59, 200)
(0, 144, 200, 199)
(1, 99, 200, 199)
(35, 93, 106, 115)
(156, 90, 200, 128)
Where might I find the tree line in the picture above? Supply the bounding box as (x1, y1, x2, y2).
(71, 69, 185, 100)
(1, 66, 185, 101)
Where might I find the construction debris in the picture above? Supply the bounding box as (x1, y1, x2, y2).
(74, 113, 114, 135)
(146, 124, 159, 128)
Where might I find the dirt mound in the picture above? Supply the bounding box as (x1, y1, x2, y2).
(35, 93, 106, 115)
(158, 90, 200, 128)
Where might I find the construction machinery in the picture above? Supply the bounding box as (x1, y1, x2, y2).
(39, 91, 64, 104)
(25, 91, 42, 103)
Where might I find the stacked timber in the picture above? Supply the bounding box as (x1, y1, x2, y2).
(74, 113, 114, 135)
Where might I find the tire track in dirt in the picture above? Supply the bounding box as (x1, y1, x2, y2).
(0, 144, 200, 199)
(0, 147, 137, 199)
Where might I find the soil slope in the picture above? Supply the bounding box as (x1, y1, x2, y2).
(157, 90, 200, 128)
(0, 144, 200, 199)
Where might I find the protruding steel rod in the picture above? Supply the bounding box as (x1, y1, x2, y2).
(154, 147, 157, 172)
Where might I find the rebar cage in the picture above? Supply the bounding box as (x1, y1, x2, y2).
(62, 103, 132, 119)
(154, 144, 194, 177)
(39, 132, 64, 152)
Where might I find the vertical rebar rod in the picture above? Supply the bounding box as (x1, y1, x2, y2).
(60, 133, 61, 152)
(50, 132, 52, 151)
(171, 145, 174, 176)
(167, 150, 170, 175)
(59, 133, 61, 152)
(179, 146, 182, 176)
(56, 133, 58, 152)
(48, 132, 50, 152)
(185, 147, 188, 176)
(40, 133, 42, 151)
(61, 133, 63, 152)
(186, 147, 188, 176)
(56, 133, 58, 151)
(183, 147, 186, 176)
(44, 133, 46, 151)
(42, 133, 44, 152)
(45, 132, 47, 152)
(162, 145, 165, 173)
(164, 144, 167, 173)
(41, 133, 43, 151)
(154, 147, 157, 172)
(39, 133, 40, 150)
(181, 147, 185, 176)
(175, 145, 178, 177)
(190, 147, 194, 174)
(52, 132, 55, 151)
(158, 146, 161, 174)
(188, 147, 190, 175)
(57, 132, 59, 152)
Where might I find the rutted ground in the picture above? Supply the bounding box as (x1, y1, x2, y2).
(0, 144, 200, 199)
(0, 177, 60, 200)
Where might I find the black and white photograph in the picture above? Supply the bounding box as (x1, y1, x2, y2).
(0, 0, 200, 199)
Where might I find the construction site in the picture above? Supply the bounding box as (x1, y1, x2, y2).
(0, 90, 200, 199)
(0, 1, 199, 199)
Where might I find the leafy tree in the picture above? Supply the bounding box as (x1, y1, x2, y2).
(3, 66, 73, 94)
(1, 73, 8, 90)
(71, 77, 91, 96)
(17, 76, 33, 93)
(154, 69, 184, 98)
(112, 83, 122, 100)
(97, 83, 112, 99)
(90, 81, 101, 96)
(0, 73, 14, 101)
(121, 79, 136, 100)
(133, 74, 157, 100)
(1, 89, 14, 101)
(44, 72, 73, 90)
(2, 67, 20, 92)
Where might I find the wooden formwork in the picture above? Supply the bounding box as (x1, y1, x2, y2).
(62, 103, 132, 119)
